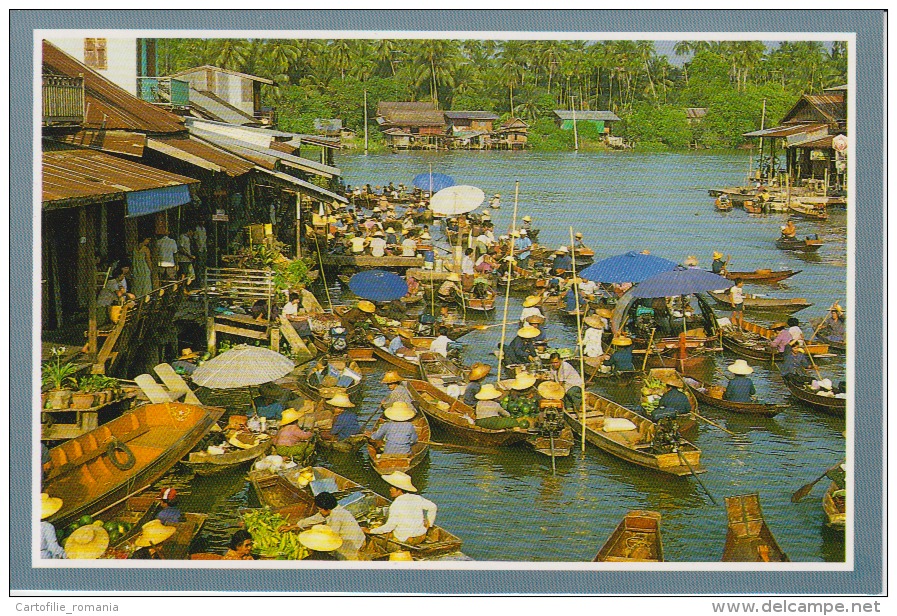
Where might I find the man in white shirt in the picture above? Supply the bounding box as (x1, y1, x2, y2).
(349, 235, 367, 254)
(365, 472, 437, 545)
(460, 248, 476, 290)
(582, 315, 606, 357)
(369, 231, 388, 258)
(401, 233, 418, 257)
(729, 279, 745, 330)
(428, 327, 453, 357)
(283, 492, 366, 560)
(519, 295, 544, 325)
(156, 234, 178, 280)
(548, 352, 584, 410)
(787, 317, 804, 345)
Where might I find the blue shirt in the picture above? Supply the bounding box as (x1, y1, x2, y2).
(157, 506, 183, 525)
(711, 259, 725, 274)
(41, 521, 65, 559)
(505, 336, 536, 365)
(658, 388, 692, 414)
(552, 254, 572, 272)
(780, 346, 809, 376)
(332, 411, 361, 441)
(255, 401, 285, 419)
(608, 347, 634, 371)
(565, 289, 586, 312)
(514, 237, 531, 259)
(724, 376, 756, 402)
(371, 420, 419, 455)
(388, 336, 405, 354)
(462, 381, 482, 407)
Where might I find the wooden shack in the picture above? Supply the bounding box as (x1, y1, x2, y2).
(376, 101, 446, 150)
(491, 117, 529, 150)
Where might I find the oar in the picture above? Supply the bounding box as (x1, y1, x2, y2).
(807, 310, 831, 343)
(677, 449, 718, 505)
(803, 343, 824, 380)
(419, 440, 499, 455)
(692, 411, 737, 436)
(791, 460, 844, 503)
(641, 328, 656, 371)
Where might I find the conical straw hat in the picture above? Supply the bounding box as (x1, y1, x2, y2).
(537, 381, 565, 400)
(41, 493, 62, 520)
(134, 519, 177, 548)
(510, 372, 537, 390)
(64, 524, 110, 559)
(381, 471, 417, 492)
(727, 359, 754, 375)
(475, 383, 503, 400)
(384, 401, 415, 421)
(298, 525, 343, 552)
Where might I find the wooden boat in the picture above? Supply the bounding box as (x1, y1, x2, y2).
(593, 511, 664, 562)
(582, 356, 640, 382)
(721, 320, 830, 363)
(723, 269, 801, 284)
(715, 197, 735, 211)
(406, 379, 529, 447)
(563, 392, 705, 476)
(743, 200, 764, 214)
(645, 368, 698, 433)
(682, 376, 786, 417)
(722, 494, 789, 562)
(822, 482, 846, 530)
(101, 493, 207, 560)
(369, 336, 421, 374)
(182, 434, 271, 475)
(775, 236, 823, 252)
(366, 408, 431, 474)
(248, 466, 462, 560)
(525, 424, 575, 457)
(708, 290, 812, 315)
(418, 351, 466, 387)
(318, 430, 367, 454)
(456, 288, 497, 312)
(782, 374, 846, 417)
(808, 317, 847, 353)
(788, 202, 829, 220)
(300, 358, 364, 402)
(45, 402, 224, 528)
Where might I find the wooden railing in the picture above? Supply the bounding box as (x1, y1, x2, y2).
(42, 74, 84, 125)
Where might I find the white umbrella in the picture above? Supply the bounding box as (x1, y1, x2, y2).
(191, 345, 295, 389)
(429, 185, 486, 216)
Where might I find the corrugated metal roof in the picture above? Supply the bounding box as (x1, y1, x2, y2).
(42, 41, 185, 134)
(444, 111, 499, 120)
(51, 129, 146, 157)
(186, 117, 296, 139)
(803, 94, 846, 123)
(148, 135, 255, 177)
(255, 167, 348, 203)
(501, 118, 529, 129)
(379, 109, 446, 126)
(43, 146, 197, 208)
(787, 135, 835, 149)
(168, 65, 274, 85)
(554, 110, 621, 122)
(189, 88, 260, 126)
(743, 123, 826, 138)
(377, 101, 437, 114)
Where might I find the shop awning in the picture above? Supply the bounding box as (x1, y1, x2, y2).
(255, 167, 348, 204)
(125, 185, 191, 217)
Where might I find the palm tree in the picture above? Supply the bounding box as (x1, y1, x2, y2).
(409, 39, 462, 107)
(498, 41, 527, 112)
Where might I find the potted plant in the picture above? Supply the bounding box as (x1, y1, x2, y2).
(41, 347, 79, 409)
(97, 375, 122, 402)
(72, 376, 99, 409)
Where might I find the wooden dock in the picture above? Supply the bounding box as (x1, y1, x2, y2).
(319, 255, 424, 268)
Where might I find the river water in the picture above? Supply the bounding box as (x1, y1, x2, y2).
(160, 150, 847, 563)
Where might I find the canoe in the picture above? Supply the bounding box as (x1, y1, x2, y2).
(418, 351, 467, 387)
(525, 424, 575, 457)
(182, 434, 272, 475)
(775, 236, 823, 252)
(724, 269, 801, 284)
(708, 290, 813, 314)
(248, 465, 462, 560)
(457, 288, 497, 312)
(366, 408, 431, 474)
(45, 402, 224, 528)
(720, 321, 830, 362)
(782, 374, 846, 416)
(369, 338, 421, 374)
(563, 392, 705, 476)
(822, 482, 846, 530)
(100, 500, 206, 560)
(644, 368, 698, 433)
(406, 379, 529, 447)
(300, 358, 364, 402)
(788, 202, 829, 220)
(593, 510, 664, 562)
(682, 376, 786, 417)
(582, 356, 640, 382)
(722, 494, 789, 562)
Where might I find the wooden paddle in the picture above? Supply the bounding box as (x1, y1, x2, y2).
(803, 343, 824, 380)
(641, 328, 657, 371)
(692, 411, 737, 436)
(791, 460, 844, 503)
(419, 440, 500, 455)
(676, 449, 717, 505)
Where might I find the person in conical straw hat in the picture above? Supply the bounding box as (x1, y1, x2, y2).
(656, 372, 691, 419)
(602, 336, 634, 373)
(298, 524, 344, 561)
(711, 251, 727, 275)
(365, 471, 438, 546)
(724, 359, 756, 403)
(502, 325, 540, 377)
(64, 522, 110, 560)
(684, 255, 699, 268)
(40, 493, 65, 559)
(551, 245, 573, 275)
(520, 294, 545, 325)
(472, 383, 525, 430)
(582, 315, 606, 358)
(279, 492, 365, 560)
(462, 363, 492, 407)
(129, 519, 177, 560)
(172, 347, 201, 375)
(381, 371, 414, 408)
(339, 299, 377, 335)
(368, 401, 418, 456)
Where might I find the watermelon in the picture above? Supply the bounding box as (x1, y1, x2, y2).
(78, 514, 94, 527)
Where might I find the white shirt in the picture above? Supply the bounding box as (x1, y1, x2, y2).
(579, 280, 598, 295)
(520, 306, 544, 323)
(475, 234, 493, 248)
(367, 493, 437, 542)
(730, 285, 745, 304)
(550, 361, 584, 391)
(461, 256, 475, 275)
(370, 237, 387, 258)
(282, 301, 300, 317)
(299, 505, 366, 555)
(157, 236, 178, 267)
(429, 335, 451, 357)
(582, 327, 604, 357)
(401, 238, 418, 257)
(788, 326, 804, 342)
(350, 237, 366, 253)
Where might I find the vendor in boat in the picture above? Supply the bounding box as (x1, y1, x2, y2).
(780, 341, 809, 377)
(822, 304, 846, 343)
(281, 492, 366, 561)
(329, 398, 361, 443)
(473, 383, 524, 429)
(573, 231, 588, 251)
(582, 314, 607, 357)
(40, 493, 65, 559)
(223, 529, 256, 561)
(724, 360, 756, 403)
(385, 226, 401, 246)
(156, 487, 183, 525)
(526, 316, 548, 346)
(551, 246, 573, 275)
(130, 520, 176, 560)
(367, 401, 419, 456)
(438, 272, 463, 301)
(513, 230, 532, 269)
(711, 251, 728, 275)
(462, 363, 492, 407)
(507, 372, 541, 407)
(340, 300, 377, 335)
(475, 252, 498, 274)
(769, 322, 792, 353)
(171, 348, 200, 376)
(271, 406, 316, 457)
(787, 316, 805, 345)
(429, 327, 460, 358)
(401, 230, 419, 257)
(603, 336, 635, 373)
(729, 279, 745, 331)
(519, 295, 545, 325)
(781, 219, 797, 239)
(381, 371, 415, 408)
(563, 278, 588, 314)
(547, 352, 584, 411)
(364, 471, 437, 546)
(656, 374, 692, 417)
(461, 248, 476, 291)
(503, 325, 540, 377)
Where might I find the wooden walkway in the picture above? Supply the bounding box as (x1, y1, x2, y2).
(319, 254, 424, 268)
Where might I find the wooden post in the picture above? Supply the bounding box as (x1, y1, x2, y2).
(295, 193, 302, 259)
(569, 227, 587, 453)
(270, 326, 280, 352)
(496, 180, 520, 380)
(758, 98, 767, 180)
(571, 96, 579, 152)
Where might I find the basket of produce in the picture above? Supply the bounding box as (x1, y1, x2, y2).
(640, 374, 667, 415)
(241, 507, 309, 560)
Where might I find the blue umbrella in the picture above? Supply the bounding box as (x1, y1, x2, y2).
(348, 270, 409, 302)
(630, 266, 733, 299)
(579, 251, 678, 284)
(412, 172, 455, 193)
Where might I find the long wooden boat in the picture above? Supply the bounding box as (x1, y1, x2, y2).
(418, 351, 466, 387)
(775, 236, 823, 252)
(788, 202, 829, 220)
(102, 500, 207, 560)
(808, 317, 847, 353)
(369, 338, 421, 374)
(366, 409, 431, 474)
(721, 321, 830, 363)
(525, 425, 575, 457)
(782, 374, 846, 416)
(645, 368, 698, 433)
(708, 290, 812, 314)
(248, 466, 462, 560)
(723, 269, 801, 284)
(682, 376, 786, 417)
(406, 379, 529, 447)
(722, 494, 789, 562)
(182, 435, 271, 475)
(593, 511, 664, 562)
(822, 482, 846, 531)
(45, 402, 224, 528)
(563, 392, 705, 476)
(300, 358, 364, 402)
(457, 288, 497, 312)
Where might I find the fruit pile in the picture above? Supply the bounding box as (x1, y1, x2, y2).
(640, 375, 666, 414)
(56, 514, 133, 547)
(499, 395, 538, 419)
(241, 508, 309, 560)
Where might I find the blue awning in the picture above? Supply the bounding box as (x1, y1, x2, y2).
(126, 184, 191, 217)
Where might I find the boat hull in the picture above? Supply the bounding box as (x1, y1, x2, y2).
(594, 511, 664, 562)
(822, 482, 846, 530)
(183, 438, 271, 476)
(724, 269, 801, 284)
(366, 412, 431, 474)
(783, 374, 846, 416)
(683, 377, 784, 417)
(722, 494, 789, 562)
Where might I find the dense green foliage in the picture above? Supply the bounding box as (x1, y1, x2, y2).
(157, 38, 846, 149)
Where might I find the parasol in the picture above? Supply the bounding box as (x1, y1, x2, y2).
(191, 345, 295, 390)
(412, 172, 455, 193)
(629, 266, 733, 299)
(429, 185, 486, 216)
(579, 251, 678, 284)
(348, 270, 409, 302)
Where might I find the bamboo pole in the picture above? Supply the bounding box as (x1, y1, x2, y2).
(363, 89, 369, 156)
(312, 229, 333, 312)
(569, 227, 587, 453)
(496, 181, 520, 380)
